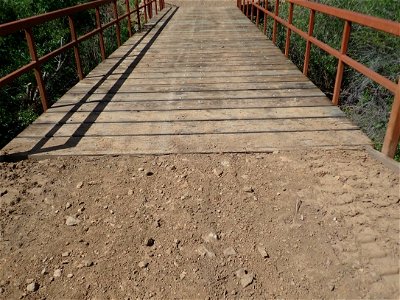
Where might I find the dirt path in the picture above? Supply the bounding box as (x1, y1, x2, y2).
(0, 149, 399, 299)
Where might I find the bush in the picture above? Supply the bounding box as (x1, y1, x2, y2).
(261, 0, 400, 158)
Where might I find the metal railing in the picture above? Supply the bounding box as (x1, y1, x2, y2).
(0, 0, 165, 112)
(238, 0, 400, 158)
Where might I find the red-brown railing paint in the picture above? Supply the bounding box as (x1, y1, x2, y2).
(0, 0, 162, 112)
(243, 0, 400, 158)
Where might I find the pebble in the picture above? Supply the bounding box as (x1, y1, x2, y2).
(154, 219, 161, 228)
(180, 271, 187, 280)
(0, 287, 4, 293)
(76, 181, 83, 189)
(257, 245, 270, 258)
(83, 260, 94, 267)
(197, 244, 216, 258)
(65, 202, 72, 209)
(202, 232, 219, 243)
(138, 261, 149, 268)
(62, 251, 70, 257)
(26, 282, 39, 292)
(41, 268, 48, 275)
(167, 165, 176, 171)
(138, 167, 144, 172)
(127, 189, 134, 196)
(65, 216, 80, 226)
(67, 273, 74, 278)
(53, 269, 62, 277)
(240, 274, 254, 288)
(223, 247, 237, 256)
(235, 268, 254, 288)
(144, 238, 155, 247)
(243, 186, 254, 193)
(213, 168, 223, 177)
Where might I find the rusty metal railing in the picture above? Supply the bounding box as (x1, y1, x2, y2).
(0, 0, 165, 112)
(238, 0, 400, 158)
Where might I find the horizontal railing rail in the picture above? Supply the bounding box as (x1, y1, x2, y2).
(0, 0, 165, 111)
(238, 0, 400, 158)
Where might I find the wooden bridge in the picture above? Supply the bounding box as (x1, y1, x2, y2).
(1, 0, 399, 158)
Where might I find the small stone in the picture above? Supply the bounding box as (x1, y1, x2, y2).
(328, 283, 335, 291)
(154, 219, 161, 228)
(67, 273, 74, 278)
(144, 238, 155, 247)
(65, 216, 80, 226)
(83, 260, 94, 267)
(235, 268, 247, 278)
(65, 202, 72, 209)
(138, 167, 144, 172)
(180, 271, 187, 280)
(167, 165, 176, 171)
(223, 247, 237, 256)
(62, 251, 70, 257)
(240, 273, 254, 288)
(26, 282, 39, 292)
(213, 168, 223, 177)
(127, 189, 134, 196)
(0, 287, 4, 293)
(53, 269, 62, 277)
(41, 268, 48, 275)
(76, 181, 83, 189)
(202, 232, 219, 243)
(197, 245, 216, 258)
(243, 186, 254, 193)
(257, 245, 269, 258)
(138, 261, 148, 268)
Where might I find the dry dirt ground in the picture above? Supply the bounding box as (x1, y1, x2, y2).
(0, 149, 399, 299)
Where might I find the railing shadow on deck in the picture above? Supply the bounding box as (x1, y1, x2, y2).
(0, 3, 178, 160)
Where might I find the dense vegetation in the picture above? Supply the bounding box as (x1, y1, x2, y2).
(0, 0, 399, 158)
(0, 0, 139, 148)
(263, 0, 400, 158)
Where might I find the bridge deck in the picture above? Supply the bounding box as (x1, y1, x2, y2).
(2, 0, 371, 158)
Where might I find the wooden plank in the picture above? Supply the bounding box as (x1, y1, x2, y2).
(4, 131, 371, 157)
(18, 118, 358, 138)
(50, 97, 333, 110)
(31, 106, 345, 124)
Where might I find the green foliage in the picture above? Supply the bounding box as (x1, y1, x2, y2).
(262, 0, 400, 159)
(0, 0, 140, 148)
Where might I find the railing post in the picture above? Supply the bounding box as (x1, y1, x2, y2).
(382, 82, 400, 158)
(242, 0, 245, 13)
(246, 0, 249, 18)
(251, 0, 254, 22)
(303, 9, 315, 76)
(263, 0, 267, 35)
(144, 0, 148, 23)
(24, 28, 48, 112)
(136, 0, 141, 31)
(155, 0, 158, 15)
(256, 0, 260, 27)
(332, 20, 351, 105)
(148, 0, 152, 19)
(125, 0, 133, 37)
(68, 16, 84, 81)
(95, 7, 106, 61)
(112, 0, 122, 47)
(284, 3, 294, 57)
(272, 0, 279, 44)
